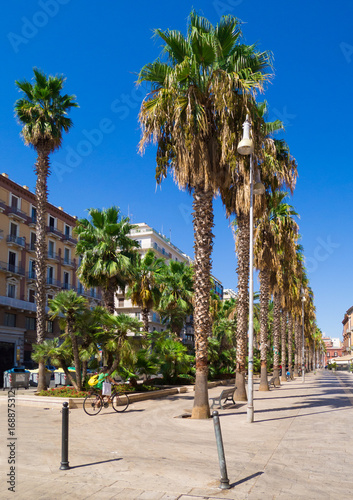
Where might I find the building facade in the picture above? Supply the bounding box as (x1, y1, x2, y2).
(322, 336, 344, 366)
(115, 222, 223, 345)
(342, 306, 353, 355)
(0, 173, 100, 384)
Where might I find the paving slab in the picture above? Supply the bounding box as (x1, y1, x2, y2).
(0, 370, 353, 499)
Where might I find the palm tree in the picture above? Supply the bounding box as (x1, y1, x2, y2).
(49, 290, 87, 390)
(127, 249, 165, 333)
(14, 68, 78, 391)
(75, 206, 139, 314)
(255, 191, 299, 390)
(156, 260, 194, 336)
(138, 11, 272, 418)
(97, 313, 142, 376)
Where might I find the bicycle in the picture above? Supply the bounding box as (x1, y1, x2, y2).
(83, 384, 130, 416)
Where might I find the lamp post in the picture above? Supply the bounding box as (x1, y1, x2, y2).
(237, 116, 264, 423)
(301, 287, 306, 383)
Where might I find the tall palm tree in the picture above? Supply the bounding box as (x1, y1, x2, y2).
(138, 11, 272, 418)
(49, 290, 87, 390)
(75, 206, 139, 314)
(14, 68, 78, 391)
(127, 249, 165, 333)
(255, 192, 299, 389)
(156, 260, 194, 336)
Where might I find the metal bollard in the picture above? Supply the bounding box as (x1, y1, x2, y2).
(60, 402, 70, 470)
(212, 411, 230, 489)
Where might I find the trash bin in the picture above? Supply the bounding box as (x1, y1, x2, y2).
(3, 367, 30, 390)
(54, 370, 63, 387)
(60, 371, 76, 386)
(29, 369, 51, 387)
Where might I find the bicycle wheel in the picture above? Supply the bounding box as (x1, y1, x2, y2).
(111, 392, 129, 412)
(83, 393, 103, 415)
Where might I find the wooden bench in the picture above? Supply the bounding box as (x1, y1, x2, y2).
(209, 387, 236, 409)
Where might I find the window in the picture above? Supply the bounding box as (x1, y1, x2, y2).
(8, 251, 16, 272)
(25, 317, 36, 330)
(48, 240, 55, 258)
(29, 260, 35, 279)
(334, 351, 338, 357)
(64, 248, 70, 264)
(4, 313, 16, 327)
(7, 283, 16, 298)
(63, 272, 69, 289)
(118, 298, 124, 307)
(30, 232, 36, 251)
(327, 353, 330, 357)
(11, 195, 19, 209)
(10, 222, 17, 237)
(28, 289, 36, 303)
(31, 206, 37, 222)
(47, 266, 54, 284)
(49, 215, 55, 230)
(77, 281, 83, 294)
(47, 320, 54, 333)
(65, 225, 71, 237)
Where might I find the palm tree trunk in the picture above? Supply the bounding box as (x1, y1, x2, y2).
(35, 149, 50, 392)
(287, 313, 294, 378)
(102, 282, 115, 314)
(293, 318, 300, 377)
(141, 308, 149, 334)
(280, 309, 287, 382)
(68, 321, 82, 391)
(273, 292, 281, 386)
(235, 213, 249, 401)
(259, 269, 270, 391)
(191, 187, 213, 419)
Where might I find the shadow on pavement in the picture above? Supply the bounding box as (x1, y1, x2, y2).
(230, 471, 264, 487)
(69, 458, 122, 469)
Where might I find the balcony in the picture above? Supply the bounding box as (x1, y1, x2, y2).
(46, 278, 61, 288)
(0, 296, 51, 314)
(62, 235, 77, 246)
(28, 217, 37, 228)
(26, 271, 36, 282)
(8, 206, 27, 222)
(46, 226, 63, 239)
(7, 234, 26, 248)
(26, 242, 36, 253)
(62, 283, 76, 291)
(0, 199, 6, 212)
(0, 262, 25, 276)
(152, 242, 172, 259)
(47, 252, 60, 262)
(62, 258, 75, 268)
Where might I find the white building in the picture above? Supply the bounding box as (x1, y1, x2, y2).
(115, 222, 223, 344)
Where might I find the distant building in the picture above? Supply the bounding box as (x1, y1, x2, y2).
(223, 288, 237, 301)
(322, 336, 344, 365)
(0, 173, 101, 385)
(115, 222, 223, 345)
(342, 306, 353, 354)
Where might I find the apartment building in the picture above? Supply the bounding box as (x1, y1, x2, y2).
(115, 222, 223, 345)
(0, 173, 101, 384)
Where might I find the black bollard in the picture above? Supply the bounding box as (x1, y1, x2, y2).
(212, 410, 230, 489)
(60, 402, 70, 470)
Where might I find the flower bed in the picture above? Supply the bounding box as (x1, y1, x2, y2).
(37, 384, 159, 397)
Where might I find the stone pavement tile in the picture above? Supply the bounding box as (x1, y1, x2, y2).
(159, 493, 182, 500)
(136, 490, 170, 500)
(187, 486, 247, 499)
(85, 485, 127, 499)
(111, 487, 155, 499)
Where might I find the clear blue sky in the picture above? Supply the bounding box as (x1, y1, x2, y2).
(1, 0, 352, 339)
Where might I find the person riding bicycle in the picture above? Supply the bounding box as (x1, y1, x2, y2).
(95, 366, 115, 391)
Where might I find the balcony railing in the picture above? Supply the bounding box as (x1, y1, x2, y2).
(62, 258, 75, 267)
(7, 234, 26, 247)
(26, 271, 36, 280)
(47, 252, 60, 261)
(46, 226, 63, 238)
(62, 235, 77, 245)
(62, 283, 75, 291)
(1, 262, 26, 276)
(46, 278, 61, 287)
(8, 206, 27, 221)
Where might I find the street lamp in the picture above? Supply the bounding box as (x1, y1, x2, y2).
(237, 115, 265, 423)
(301, 287, 306, 383)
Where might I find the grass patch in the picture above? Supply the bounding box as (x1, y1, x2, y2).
(37, 384, 160, 397)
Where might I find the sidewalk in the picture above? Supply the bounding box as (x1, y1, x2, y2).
(1, 370, 352, 499)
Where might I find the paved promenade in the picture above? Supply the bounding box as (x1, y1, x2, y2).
(1, 370, 353, 499)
